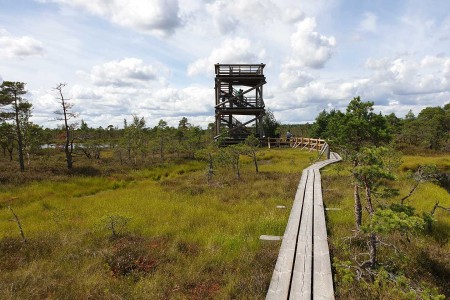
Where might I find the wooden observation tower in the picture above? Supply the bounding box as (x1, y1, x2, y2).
(214, 63, 266, 144)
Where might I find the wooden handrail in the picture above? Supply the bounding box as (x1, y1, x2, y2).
(267, 137, 327, 152)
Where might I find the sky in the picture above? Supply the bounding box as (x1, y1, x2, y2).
(1, 0, 449, 129)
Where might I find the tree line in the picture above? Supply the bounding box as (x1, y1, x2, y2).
(1, 81, 449, 175)
(1, 81, 281, 173)
(311, 98, 450, 152)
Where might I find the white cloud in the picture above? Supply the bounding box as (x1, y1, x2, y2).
(45, 57, 215, 128)
(365, 57, 391, 70)
(137, 86, 212, 117)
(205, 0, 279, 34)
(79, 58, 162, 87)
(41, 0, 181, 36)
(359, 12, 377, 32)
(7, 1, 450, 128)
(187, 37, 266, 76)
(272, 53, 450, 122)
(366, 55, 450, 96)
(283, 7, 305, 23)
(285, 18, 336, 69)
(71, 84, 214, 128)
(205, 1, 239, 34)
(279, 69, 314, 89)
(0, 28, 44, 59)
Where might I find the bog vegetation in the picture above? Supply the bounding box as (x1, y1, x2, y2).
(1, 81, 449, 299)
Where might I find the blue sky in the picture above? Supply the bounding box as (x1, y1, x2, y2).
(1, 0, 449, 128)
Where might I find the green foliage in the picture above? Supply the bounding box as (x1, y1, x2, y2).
(0, 122, 15, 160)
(389, 203, 415, 216)
(353, 147, 397, 187)
(399, 106, 449, 150)
(311, 97, 391, 162)
(244, 134, 259, 148)
(310, 109, 343, 138)
(324, 151, 449, 299)
(421, 212, 435, 233)
(333, 259, 355, 286)
(363, 208, 425, 235)
(339, 97, 391, 153)
(262, 109, 280, 137)
(0, 81, 27, 120)
(175, 118, 204, 158)
(0, 81, 31, 172)
(385, 112, 402, 134)
(121, 115, 147, 163)
(408, 164, 439, 183)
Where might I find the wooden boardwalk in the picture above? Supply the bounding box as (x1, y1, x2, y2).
(266, 152, 342, 300)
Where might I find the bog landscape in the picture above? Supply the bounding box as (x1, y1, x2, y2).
(1, 76, 449, 299)
(1, 2, 450, 299)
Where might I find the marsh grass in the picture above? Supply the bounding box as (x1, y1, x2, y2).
(323, 154, 450, 299)
(0, 149, 316, 299)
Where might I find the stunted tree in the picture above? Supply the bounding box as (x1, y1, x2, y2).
(244, 134, 260, 173)
(178, 117, 190, 130)
(185, 126, 204, 159)
(175, 117, 203, 159)
(54, 83, 78, 169)
(175, 117, 190, 157)
(0, 81, 32, 172)
(78, 120, 102, 160)
(0, 122, 15, 160)
(22, 122, 43, 165)
(354, 147, 424, 269)
(156, 119, 168, 161)
(313, 97, 391, 229)
(122, 115, 146, 164)
(353, 147, 395, 267)
(262, 109, 280, 137)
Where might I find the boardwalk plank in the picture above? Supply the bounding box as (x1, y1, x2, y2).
(289, 169, 314, 299)
(266, 152, 341, 300)
(313, 169, 335, 300)
(266, 170, 309, 299)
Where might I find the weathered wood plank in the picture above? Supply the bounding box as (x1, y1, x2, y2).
(266, 170, 309, 299)
(313, 169, 335, 300)
(289, 169, 315, 299)
(266, 151, 342, 300)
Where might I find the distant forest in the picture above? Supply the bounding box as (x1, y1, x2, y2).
(1, 81, 449, 174)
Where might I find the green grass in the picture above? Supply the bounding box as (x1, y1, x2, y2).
(3, 148, 447, 299)
(400, 154, 450, 172)
(0, 149, 317, 299)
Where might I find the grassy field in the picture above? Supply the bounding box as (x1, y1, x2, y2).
(322, 153, 450, 299)
(1, 149, 448, 299)
(0, 149, 316, 299)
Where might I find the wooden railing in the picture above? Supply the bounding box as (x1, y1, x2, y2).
(267, 137, 328, 153)
(215, 63, 265, 76)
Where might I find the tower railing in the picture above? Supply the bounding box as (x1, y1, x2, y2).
(215, 64, 265, 76)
